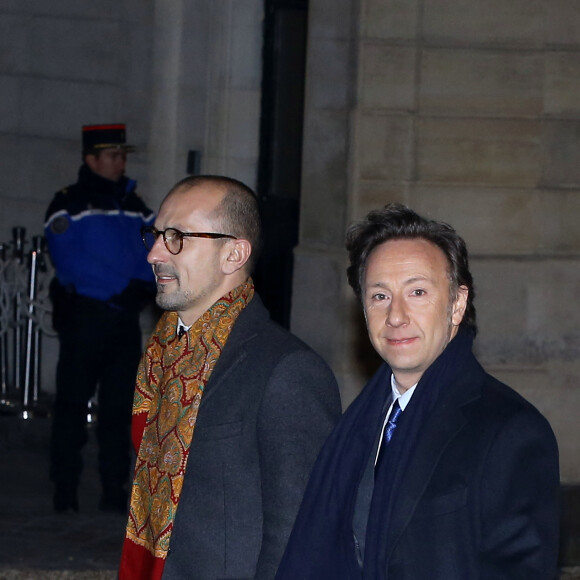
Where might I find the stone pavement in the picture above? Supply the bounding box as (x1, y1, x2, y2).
(0, 414, 123, 579)
(0, 411, 579, 579)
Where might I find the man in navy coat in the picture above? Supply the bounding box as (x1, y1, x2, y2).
(277, 203, 560, 579)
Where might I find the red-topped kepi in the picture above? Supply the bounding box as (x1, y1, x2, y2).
(82, 123, 135, 153)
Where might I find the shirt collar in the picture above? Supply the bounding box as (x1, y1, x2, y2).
(390, 374, 417, 411)
(177, 317, 192, 332)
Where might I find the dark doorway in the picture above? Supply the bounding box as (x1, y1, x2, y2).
(254, 0, 308, 328)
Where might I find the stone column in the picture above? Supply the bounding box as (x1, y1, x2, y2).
(147, 0, 185, 205)
(147, 0, 263, 207)
(290, 0, 366, 406)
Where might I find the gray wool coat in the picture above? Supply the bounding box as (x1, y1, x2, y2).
(161, 294, 341, 580)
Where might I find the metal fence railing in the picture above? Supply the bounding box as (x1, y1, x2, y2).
(0, 227, 54, 419)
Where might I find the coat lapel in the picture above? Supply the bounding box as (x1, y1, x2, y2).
(384, 370, 482, 562)
(197, 296, 264, 405)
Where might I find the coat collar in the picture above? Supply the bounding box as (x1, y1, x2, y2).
(384, 353, 485, 561)
(197, 294, 268, 405)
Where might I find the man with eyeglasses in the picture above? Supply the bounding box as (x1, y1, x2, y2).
(44, 124, 155, 514)
(118, 175, 341, 580)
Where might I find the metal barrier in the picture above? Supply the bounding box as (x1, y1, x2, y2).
(0, 227, 54, 418)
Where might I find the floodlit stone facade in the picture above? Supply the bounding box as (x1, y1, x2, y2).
(0, 0, 578, 481)
(292, 0, 580, 482)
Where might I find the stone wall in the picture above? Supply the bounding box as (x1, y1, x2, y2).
(0, 0, 263, 401)
(0, 0, 154, 238)
(293, 0, 580, 481)
(0, 0, 157, 396)
(1, 0, 578, 482)
(0, 0, 263, 222)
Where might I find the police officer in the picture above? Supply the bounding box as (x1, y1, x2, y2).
(45, 124, 155, 513)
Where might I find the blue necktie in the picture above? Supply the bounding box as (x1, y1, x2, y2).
(354, 398, 404, 565)
(375, 399, 402, 474)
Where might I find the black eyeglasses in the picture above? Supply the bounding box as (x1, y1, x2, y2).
(141, 226, 237, 255)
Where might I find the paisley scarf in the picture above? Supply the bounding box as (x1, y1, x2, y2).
(119, 279, 254, 580)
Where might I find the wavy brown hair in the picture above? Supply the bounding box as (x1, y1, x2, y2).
(346, 203, 477, 334)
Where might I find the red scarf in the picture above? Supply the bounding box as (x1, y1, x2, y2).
(119, 280, 254, 580)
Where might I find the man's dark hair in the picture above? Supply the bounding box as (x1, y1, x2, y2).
(82, 148, 102, 159)
(171, 175, 262, 273)
(346, 203, 477, 334)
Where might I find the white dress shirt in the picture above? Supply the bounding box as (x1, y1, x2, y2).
(374, 375, 417, 465)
